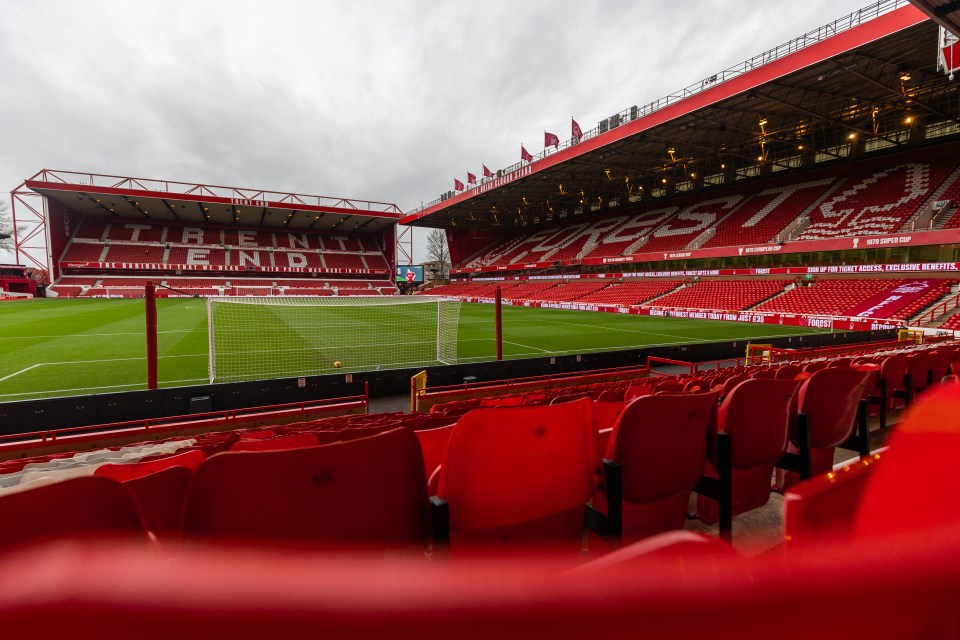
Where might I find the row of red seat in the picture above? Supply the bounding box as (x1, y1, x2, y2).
(2, 340, 955, 549)
(429, 276, 957, 320)
(74, 217, 383, 253)
(5, 359, 956, 555)
(458, 156, 960, 270)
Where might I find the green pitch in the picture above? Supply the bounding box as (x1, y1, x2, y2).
(0, 298, 833, 401)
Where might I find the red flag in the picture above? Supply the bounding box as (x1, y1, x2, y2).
(483, 164, 494, 178)
(521, 145, 533, 164)
(572, 118, 583, 142)
(544, 131, 559, 149)
(454, 178, 465, 191)
(467, 172, 477, 185)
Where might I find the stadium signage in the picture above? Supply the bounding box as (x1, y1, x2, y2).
(865, 235, 911, 246)
(453, 262, 960, 282)
(459, 297, 904, 331)
(59, 261, 389, 276)
(230, 198, 269, 208)
(741, 245, 783, 254)
(451, 230, 960, 275)
(471, 165, 533, 196)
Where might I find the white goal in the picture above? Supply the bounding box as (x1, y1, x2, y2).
(206, 296, 461, 383)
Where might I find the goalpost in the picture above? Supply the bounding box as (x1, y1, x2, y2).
(206, 296, 462, 383)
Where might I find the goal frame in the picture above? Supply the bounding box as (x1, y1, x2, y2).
(206, 295, 461, 383)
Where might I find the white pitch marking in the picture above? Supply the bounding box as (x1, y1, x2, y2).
(0, 329, 205, 340)
(0, 353, 208, 383)
(502, 339, 551, 353)
(0, 364, 43, 383)
(0, 377, 212, 399)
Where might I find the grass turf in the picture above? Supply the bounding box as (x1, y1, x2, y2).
(0, 298, 833, 401)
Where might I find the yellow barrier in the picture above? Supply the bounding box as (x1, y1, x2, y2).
(410, 370, 428, 412)
(745, 343, 774, 365)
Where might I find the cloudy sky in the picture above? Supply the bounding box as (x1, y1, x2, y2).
(0, 0, 873, 263)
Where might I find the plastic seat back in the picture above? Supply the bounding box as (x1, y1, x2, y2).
(438, 397, 597, 543)
(624, 383, 654, 401)
(800, 368, 870, 450)
(802, 360, 829, 374)
(906, 352, 931, 392)
(696, 378, 800, 527)
(652, 380, 683, 394)
(880, 353, 909, 397)
(720, 375, 748, 399)
(415, 424, 455, 479)
(610, 392, 717, 504)
(229, 432, 319, 452)
(123, 466, 194, 538)
(929, 350, 950, 383)
(597, 388, 625, 402)
(776, 368, 870, 491)
(0, 476, 145, 548)
(184, 428, 430, 546)
(721, 378, 799, 470)
(595, 400, 630, 431)
(95, 449, 207, 482)
(775, 364, 802, 380)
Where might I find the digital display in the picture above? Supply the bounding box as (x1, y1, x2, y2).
(396, 265, 424, 283)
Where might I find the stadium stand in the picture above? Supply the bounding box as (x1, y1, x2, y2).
(700, 179, 836, 248)
(753, 278, 955, 319)
(51, 216, 397, 298)
(574, 279, 685, 306)
(643, 279, 787, 311)
(797, 160, 956, 240)
(453, 155, 960, 273)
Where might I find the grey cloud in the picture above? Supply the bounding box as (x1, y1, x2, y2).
(0, 0, 870, 261)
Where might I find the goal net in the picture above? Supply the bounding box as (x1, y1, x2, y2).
(206, 296, 462, 383)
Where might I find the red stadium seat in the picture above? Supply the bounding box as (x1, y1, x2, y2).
(589, 392, 717, 543)
(782, 451, 883, 544)
(0, 476, 145, 548)
(776, 368, 871, 491)
(183, 428, 431, 547)
(229, 432, 320, 452)
(95, 449, 207, 482)
(696, 378, 800, 539)
(122, 466, 194, 539)
(432, 398, 598, 552)
(415, 424, 456, 481)
(905, 351, 932, 397)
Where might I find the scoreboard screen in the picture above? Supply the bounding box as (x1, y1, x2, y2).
(396, 265, 424, 283)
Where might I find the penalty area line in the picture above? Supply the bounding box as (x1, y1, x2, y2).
(0, 354, 207, 383)
(0, 364, 43, 383)
(0, 377, 213, 400)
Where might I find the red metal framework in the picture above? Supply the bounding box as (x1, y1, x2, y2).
(13, 169, 403, 279)
(25, 169, 402, 216)
(395, 225, 414, 266)
(10, 181, 49, 277)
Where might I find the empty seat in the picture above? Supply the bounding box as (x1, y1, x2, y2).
(0, 476, 145, 547)
(782, 452, 883, 544)
(122, 466, 194, 538)
(229, 432, 320, 452)
(183, 428, 431, 547)
(590, 392, 717, 542)
(696, 378, 800, 539)
(95, 449, 207, 482)
(432, 398, 598, 551)
(776, 368, 871, 491)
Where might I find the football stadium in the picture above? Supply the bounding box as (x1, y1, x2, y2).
(2, 1, 960, 636)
